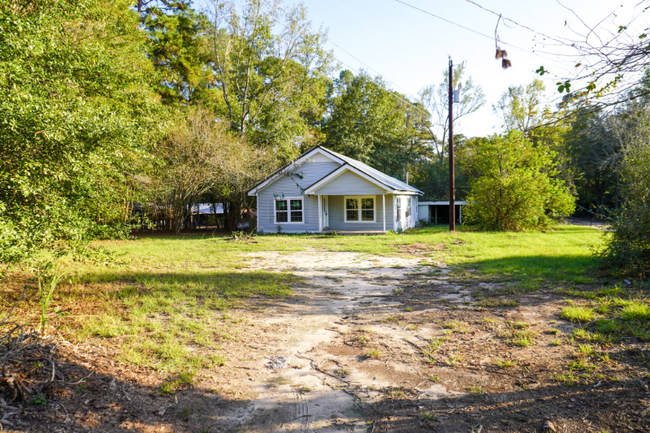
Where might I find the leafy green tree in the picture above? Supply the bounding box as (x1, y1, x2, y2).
(0, 0, 165, 265)
(463, 132, 575, 231)
(151, 109, 275, 233)
(322, 71, 430, 179)
(597, 102, 650, 277)
(144, 1, 212, 105)
(205, 0, 333, 160)
(493, 79, 546, 135)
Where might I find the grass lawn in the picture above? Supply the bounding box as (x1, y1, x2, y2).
(7, 224, 615, 385)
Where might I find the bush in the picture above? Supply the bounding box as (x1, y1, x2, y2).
(463, 131, 575, 231)
(598, 109, 650, 278)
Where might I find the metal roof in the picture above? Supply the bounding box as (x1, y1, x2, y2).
(248, 146, 423, 196)
(316, 147, 423, 194)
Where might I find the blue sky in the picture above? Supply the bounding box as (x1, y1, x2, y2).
(195, 0, 649, 137)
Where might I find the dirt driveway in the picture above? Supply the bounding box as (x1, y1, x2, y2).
(12, 249, 650, 433)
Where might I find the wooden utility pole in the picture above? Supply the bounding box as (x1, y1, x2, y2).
(448, 59, 456, 232)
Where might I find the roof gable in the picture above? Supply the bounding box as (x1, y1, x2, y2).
(247, 147, 343, 196)
(248, 146, 423, 196)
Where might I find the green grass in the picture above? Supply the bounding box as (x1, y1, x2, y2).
(496, 359, 517, 369)
(364, 349, 382, 359)
(560, 306, 596, 322)
(12, 225, 604, 382)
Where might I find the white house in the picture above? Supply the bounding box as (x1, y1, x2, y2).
(247, 146, 423, 234)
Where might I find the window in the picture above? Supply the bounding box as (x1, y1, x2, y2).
(406, 197, 412, 218)
(396, 197, 401, 222)
(345, 196, 375, 222)
(275, 197, 303, 224)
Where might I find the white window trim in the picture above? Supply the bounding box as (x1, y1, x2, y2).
(344, 196, 376, 223)
(396, 196, 402, 222)
(274, 196, 305, 224)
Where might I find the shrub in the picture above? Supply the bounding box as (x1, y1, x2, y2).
(463, 131, 575, 231)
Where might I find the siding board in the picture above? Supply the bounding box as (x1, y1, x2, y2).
(258, 161, 338, 233)
(312, 170, 387, 196)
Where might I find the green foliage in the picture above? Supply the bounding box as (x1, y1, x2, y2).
(560, 306, 596, 322)
(0, 0, 166, 265)
(597, 107, 650, 277)
(418, 64, 486, 164)
(205, 0, 333, 160)
(463, 131, 575, 231)
(493, 79, 546, 134)
(36, 262, 67, 335)
(322, 71, 429, 179)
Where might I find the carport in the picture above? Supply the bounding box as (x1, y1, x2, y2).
(417, 201, 467, 225)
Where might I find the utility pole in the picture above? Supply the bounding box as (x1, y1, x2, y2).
(448, 59, 455, 232)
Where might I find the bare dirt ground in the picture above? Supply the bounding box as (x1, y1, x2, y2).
(6, 249, 650, 433)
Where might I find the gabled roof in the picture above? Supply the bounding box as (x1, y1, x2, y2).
(247, 146, 423, 196)
(247, 147, 343, 196)
(317, 147, 422, 194)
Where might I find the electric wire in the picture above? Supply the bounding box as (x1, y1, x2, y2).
(464, 0, 568, 46)
(392, 0, 574, 75)
(244, 0, 434, 119)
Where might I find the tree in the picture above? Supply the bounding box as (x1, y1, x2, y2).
(0, 0, 166, 265)
(144, 1, 213, 105)
(205, 0, 333, 160)
(418, 64, 485, 163)
(535, 1, 650, 110)
(493, 79, 546, 135)
(463, 132, 575, 231)
(150, 109, 276, 233)
(322, 71, 430, 180)
(597, 102, 650, 277)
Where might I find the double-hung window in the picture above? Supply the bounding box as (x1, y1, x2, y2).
(406, 197, 412, 218)
(396, 197, 402, 222)
(275, 197, 303, 223)
(345, 196, 375, 222)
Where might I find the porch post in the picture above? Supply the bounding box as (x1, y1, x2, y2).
(318, 195, 322, 232)
(382, 194, 386, 233)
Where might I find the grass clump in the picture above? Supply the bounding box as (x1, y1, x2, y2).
(475, 298, 518, 308)
(619, 302, 650, 321)
(442, 321, 468, 334)
(560, 306, 596, 322)
(496, 359, 517, 369)
(421, 411, 437, 421)
(364, 349, 381, 359)
(496, 324, 536, 347)
(466, 385, 485, 394)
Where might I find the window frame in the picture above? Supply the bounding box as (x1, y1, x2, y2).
(396, 196, 402, 222)
(344, 195, 376, 223)
(274, 196, 304, 224)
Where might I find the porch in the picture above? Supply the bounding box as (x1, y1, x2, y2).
(315, 194, 391, 233)
(320, 229, 386, 235)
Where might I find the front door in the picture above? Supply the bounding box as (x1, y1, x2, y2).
(322, 196, 329, 229)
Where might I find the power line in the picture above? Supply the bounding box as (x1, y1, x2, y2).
(392, 0, 573, 73)
(243, 0, 433, 119)
(464, 0, 568, 46)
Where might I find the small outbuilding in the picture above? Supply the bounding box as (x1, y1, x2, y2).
(418, 201, 467, 225)
(248, 146, 423, 234)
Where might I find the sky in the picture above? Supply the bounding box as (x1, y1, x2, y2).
(195, 0, 650, 138)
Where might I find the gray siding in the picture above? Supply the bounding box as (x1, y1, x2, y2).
(312, 170, 387, 195)
(328, 194, 394, 232)
(257, 161, 339, 233)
